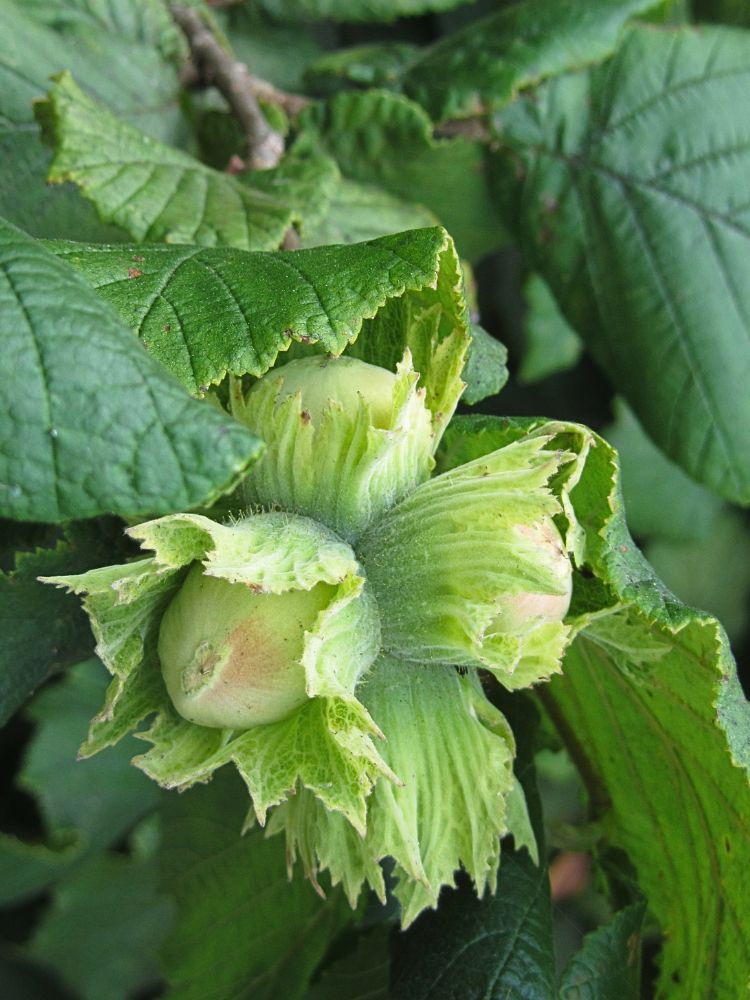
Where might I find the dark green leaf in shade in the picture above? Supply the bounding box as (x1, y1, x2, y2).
(0, 831, 81, 907)
(305, 925, 390, 1000)
(559, 902, 646, 1000)
(0, 525, 116, 726)
(519, 273, 582, 385)
(47, 227, 460, 394)
(390, 852, 556, 1000)
(253, 0, 472, 22)
(491, 25, 750, 503)
(461, 324, 509, 405)
(402, 0, 664, 122)
(0, 217, 263, 521)
(29, 853, 174, 1000)
(158, 770, 353, 1000)
(0, 660, 163, 904)
(0, 0, 186, 241)
(299, 91, 505, 261)
(0, 955, 73, 1000)
(35, 73, 335, 252)
(437, 414, 750, 998)
(692, 0, 750, 25)
(20, 660, 163, 853)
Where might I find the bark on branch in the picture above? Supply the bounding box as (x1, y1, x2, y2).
(171, 4, 287, 170)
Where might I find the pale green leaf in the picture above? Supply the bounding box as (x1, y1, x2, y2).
(158, 770, 352, 1000)
(492, 24, 750, 503)
(47, 226, 461, 394)
(0, 217, 263, 521)
(129, 511, 358, 590)
(36, 72, 334, 251)
(402, 0, 664, 121)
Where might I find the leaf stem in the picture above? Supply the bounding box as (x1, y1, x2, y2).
(228, 374, 244, 421)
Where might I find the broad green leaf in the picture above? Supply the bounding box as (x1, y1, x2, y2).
(560, 902, 646, 1000)
(402, 0, 664, 121)
(492, 25, 750, 503)
(438, 415, 750, 998)
(254, 0, 472, 21)
(519, 273, 582, 385)
(29, 853, 174, 1000)
(390, 852, 556, 999)
(300, 178, 437, 248)
(603, 399, 722, 543)
(461, 324, 509, 405)
(158, 770, 352, 1000)
(646, 507, 750, 644)
(0, 0, 185, 241)
(0, 217, 262, 521)
(299, 91, 504, 261)
(47, 227, 462, 394)
(221, 4, 324, 91)
(22, 0, 185, 61)
(304, 43, 419, 96)
(36, 73, 335, 252)
(0, 831, 81, 906)
(304, 926, 390, 1000)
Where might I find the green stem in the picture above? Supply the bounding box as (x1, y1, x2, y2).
(228, 374, 244, 421)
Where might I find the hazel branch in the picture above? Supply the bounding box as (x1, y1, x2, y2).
(170, 4, 286, 170)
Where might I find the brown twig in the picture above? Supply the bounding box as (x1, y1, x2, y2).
(171, 4, 285, 170)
